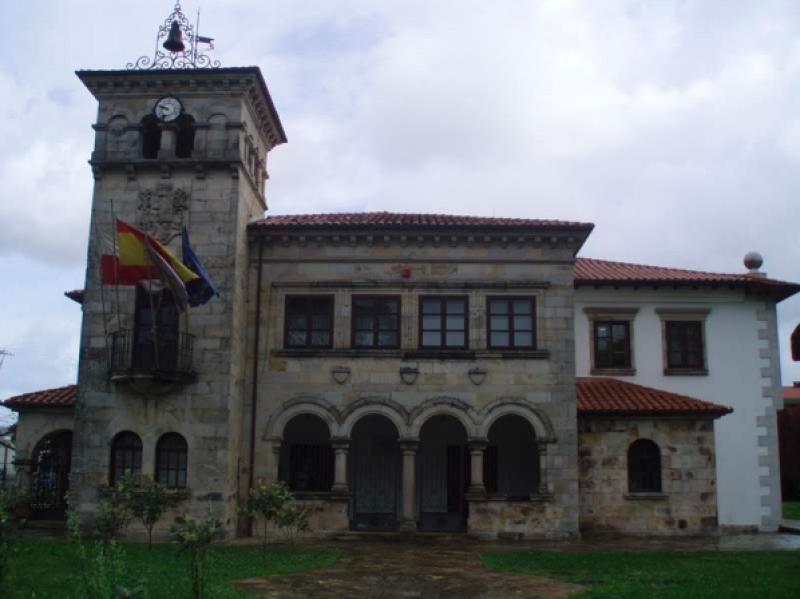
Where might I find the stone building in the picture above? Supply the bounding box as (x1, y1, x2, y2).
(4, 29, 799, 539)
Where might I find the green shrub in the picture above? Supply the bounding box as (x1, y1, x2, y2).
(121, 475, 187, 548)
(169, 505, 220, 599)
(241, 480, 311, 559)
(0, 488, 26, 593)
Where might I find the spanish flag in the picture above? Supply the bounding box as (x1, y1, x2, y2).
(101, 218, 198, 291)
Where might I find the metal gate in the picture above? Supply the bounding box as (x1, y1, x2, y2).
(30, 431, 73, 520)
(350, 416, 400, 531)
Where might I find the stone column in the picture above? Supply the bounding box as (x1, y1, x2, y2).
(331, 438, 350, 496)
(537, 440, 549, 495)
(467, 440, 488, 497)
(399, 439, 418, 531)
(261, 437, 282, 484)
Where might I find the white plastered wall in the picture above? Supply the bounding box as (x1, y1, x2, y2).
(575, 287, 780, 531)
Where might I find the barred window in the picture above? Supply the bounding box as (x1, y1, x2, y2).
(279, 414, 334, 493)
(628, 439, 662, 493)
(110, 431, 142, 485)
(284, 296, 334, 349)
(156, 433, 188, 489)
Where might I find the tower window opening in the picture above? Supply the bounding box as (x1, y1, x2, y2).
(176, 114, 195, 158)
(141, 115, 161, 159)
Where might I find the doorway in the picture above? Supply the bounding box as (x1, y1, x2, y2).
(349, 415, 401, 531)
(417, 415, 469, 532)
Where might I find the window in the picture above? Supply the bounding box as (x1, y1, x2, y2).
(110, 431, 143, 485)
(420, 297, 468, 349)
(593, 321, 631, 369)
(628, 439, 662, 493)
(665, 321, 704, 370)
(352, 296, 401, 349)
(487, 297, 536, 349)
(584, 308, 638, 375)
(133, 287, 179, 370)
(284, 296, 334, 349)
(155, 433, 188, 488)
(279, 414, 334, 493)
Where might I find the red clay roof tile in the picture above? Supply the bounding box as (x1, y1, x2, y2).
(249, 212, 593, 229)
(577, 377, 732, 416)
(3, 385, 77, 409)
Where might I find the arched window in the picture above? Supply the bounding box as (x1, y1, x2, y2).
(155, 433, 188, 488)
(484, 415, 538, 497)
(141, 115, 161, 159)
(110, 431, 143, 485)
(279, 414, 333, 492)
(628, 439, 662, 493)
(175, 114, 195, 158)
(30, 430, 73, 520)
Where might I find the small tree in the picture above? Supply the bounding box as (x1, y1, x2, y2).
(170, 506, 220, 599)
(67, 496, 144, 599)
(123, 475, 186, 548)
(242, 480, 290, 559)
(95, 481, 133, 550)
(0, 488, 26, 593)
(242, 481, 311, 558)
(275, 502, 310, 544)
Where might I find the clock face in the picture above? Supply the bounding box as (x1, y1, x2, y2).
(154, 97, 183, 122)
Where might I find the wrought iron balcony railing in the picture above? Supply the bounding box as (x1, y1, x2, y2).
(109, 328, 196, 384)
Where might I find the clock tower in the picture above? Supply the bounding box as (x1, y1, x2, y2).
(71, 3, 286, 537)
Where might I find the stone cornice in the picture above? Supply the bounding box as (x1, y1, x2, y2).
(76, 67, 287, 150)
(248, 230, 587, 253)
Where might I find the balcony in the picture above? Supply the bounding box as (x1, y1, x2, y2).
(109, 329, 196, 384)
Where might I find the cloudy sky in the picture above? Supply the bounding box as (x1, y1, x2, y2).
(1, 0, 800, 423)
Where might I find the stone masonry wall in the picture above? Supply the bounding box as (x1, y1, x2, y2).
(72, 73, 278, 539)
(244, 232, 586, 538)
(578, 416, 719, 535)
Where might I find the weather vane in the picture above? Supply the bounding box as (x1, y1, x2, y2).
(127, 2, 220, 70)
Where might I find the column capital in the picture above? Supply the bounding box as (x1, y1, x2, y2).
(331, 436, 350, 450)
(399, 437, 419, 452)
(468, 438, 489, 451)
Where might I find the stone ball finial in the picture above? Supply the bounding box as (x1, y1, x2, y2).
(744, 251, 763, 273)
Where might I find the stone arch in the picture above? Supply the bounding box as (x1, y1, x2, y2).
(477, 397, 557, 442)
(409, 396, 479, 438)
(340, 397, 410, 438)
(264, 396, 342, 439)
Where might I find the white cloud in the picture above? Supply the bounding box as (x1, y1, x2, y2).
(1, 0, 800, 394)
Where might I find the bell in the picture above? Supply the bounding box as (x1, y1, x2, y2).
(163, 21, 185, 53)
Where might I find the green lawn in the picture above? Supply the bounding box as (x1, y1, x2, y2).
(8, 539, 340, 599)
(483, 549, 800, 599)
(783, 501, 800, 520)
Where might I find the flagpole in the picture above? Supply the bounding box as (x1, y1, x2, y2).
(92, 210, 111, 367)
(144, 230, 160, 370)
(109, 199, 124, 333)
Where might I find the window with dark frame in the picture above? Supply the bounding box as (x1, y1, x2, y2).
(487, 297, 536, 349)
(593, 321, 631, 369)
(420, 296, 468, 349)
(110, 431, 143, 485)
(665, 321, 704, 369)
(155, 433, 188, 489)
(352, 296, 401, 349)
(628, 439, 662, 493)
(284, 295, 334, 349)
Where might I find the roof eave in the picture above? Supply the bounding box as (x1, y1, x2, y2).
(574, 278, 800, 302)
(578, 409, 732, 419)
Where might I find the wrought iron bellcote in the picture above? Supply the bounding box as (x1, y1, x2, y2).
(127, 2, 220, 70)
